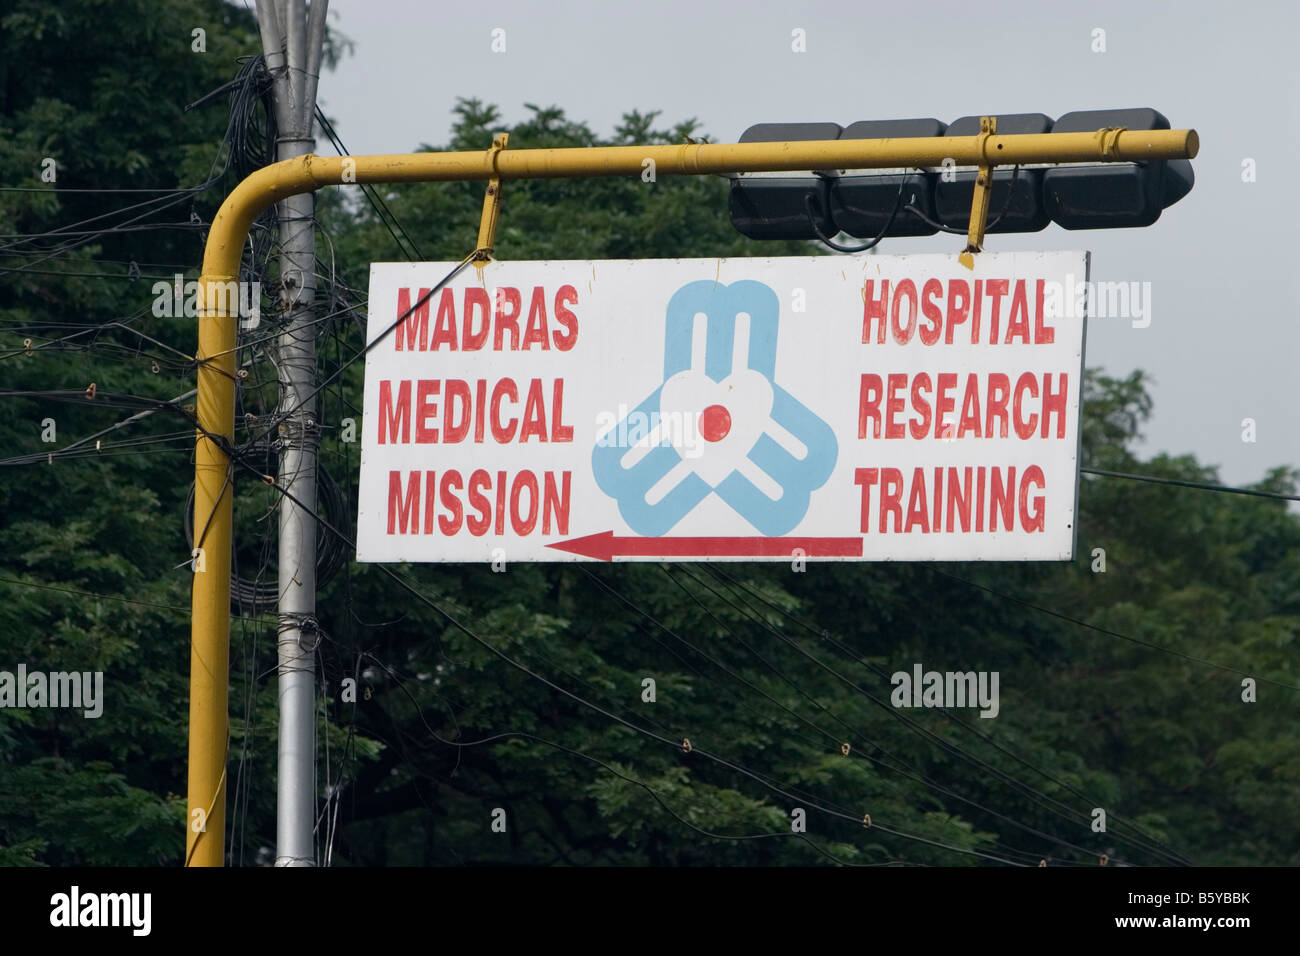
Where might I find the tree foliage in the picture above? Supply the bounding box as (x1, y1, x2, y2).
(1, 7, 1297, 867)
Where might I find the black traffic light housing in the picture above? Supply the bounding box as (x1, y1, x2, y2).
(1043, 108, 1194, 229)
(728, 109, 1195, 242)
(728, 122, 842, 240)
(934, 113, 1053, 233)
(830, 119, 946, 238)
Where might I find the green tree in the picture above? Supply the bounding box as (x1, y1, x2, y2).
(2, 12, 1296, 867)
(0, 0, 265, 866)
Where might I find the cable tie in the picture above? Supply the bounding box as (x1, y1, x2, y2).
(840, 742, 851, 757)
(84, 382, 96, 400)
(681, 738, 692, 753)
(862, 813, 871, 829)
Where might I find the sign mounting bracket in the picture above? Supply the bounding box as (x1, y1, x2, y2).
(959, 116, 996, 269)
(474, 132, 509, 268)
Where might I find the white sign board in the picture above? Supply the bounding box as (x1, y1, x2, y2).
(357, 252, 1088, 562)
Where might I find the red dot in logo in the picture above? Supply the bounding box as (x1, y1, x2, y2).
(700, 404, 731, 442)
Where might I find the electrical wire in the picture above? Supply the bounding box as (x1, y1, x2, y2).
(687, 564, 1189, 865)
(0, 575, 191, 615)
(588, 563, 1099, 865)
(802, 171, 911, 253)
(0, 53, 273, 277)
(210, 430, 1027, 864)
(651, 564, 1109, 865)
(356, 652, 887, 866)
(691, 561, 1190, 868)
(314, 106, 424, 261)
(703, 564, 1195, 866)
(904, 164, 1024, 234)
(931, 567, 1300, 692)
(231, 253, 476, 457)
(1082, 466, 1300, 503)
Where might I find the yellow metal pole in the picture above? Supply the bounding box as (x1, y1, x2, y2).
(187, 124, 1198, 865)
(186, 275, 236, 867)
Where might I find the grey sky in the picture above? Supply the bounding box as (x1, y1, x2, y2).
(318, 0, 1298, 488)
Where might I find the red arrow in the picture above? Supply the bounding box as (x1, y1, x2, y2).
(547, 531, 863, 561)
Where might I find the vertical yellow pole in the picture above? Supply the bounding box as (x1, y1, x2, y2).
(186, 275, 236, 866)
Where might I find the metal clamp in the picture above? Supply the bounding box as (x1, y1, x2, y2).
(958, 116, 997, 269)
(473, 133, 509, 268)
(1096, 126, 1128, 159)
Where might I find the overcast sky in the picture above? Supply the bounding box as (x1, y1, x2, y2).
(316, 0, 1298, 488)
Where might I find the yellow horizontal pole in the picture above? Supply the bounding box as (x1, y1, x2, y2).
(189, 123, 1198, 865)
(201, 127, 1197, 278)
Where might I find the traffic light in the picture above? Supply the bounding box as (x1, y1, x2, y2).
(830, 119, 946, 238)
(728, 122, 842, 240)
(1042, 108, 1194, 229)
(933, 113, 1053, 234)
(728, 108, 1195, 241)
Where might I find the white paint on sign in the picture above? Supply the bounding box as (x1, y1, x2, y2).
(357, 252, 1088, 562)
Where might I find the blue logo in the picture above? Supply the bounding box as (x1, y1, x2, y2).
(592, 280, 837, 536)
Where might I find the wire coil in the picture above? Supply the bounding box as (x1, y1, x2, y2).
(183, 459, 349, 614)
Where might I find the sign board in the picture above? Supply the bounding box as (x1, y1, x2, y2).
(357, 252, 1088, 562)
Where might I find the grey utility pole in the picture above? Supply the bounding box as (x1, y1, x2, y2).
(255, 0, 328, 868)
